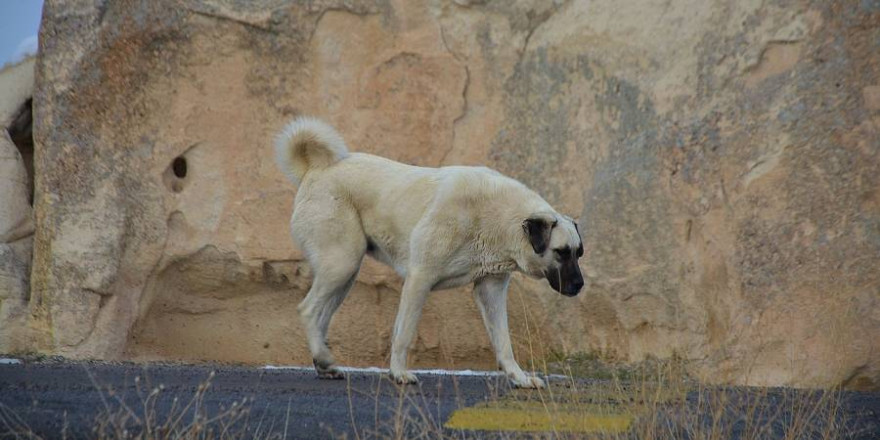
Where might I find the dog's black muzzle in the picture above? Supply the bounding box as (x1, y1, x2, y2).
(545, 260, 584, 297)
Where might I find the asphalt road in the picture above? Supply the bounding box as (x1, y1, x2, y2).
(0, 361, 503, 439)
(1, 361, 879, 439)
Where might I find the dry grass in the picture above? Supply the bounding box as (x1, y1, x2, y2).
(351, 354, 849, 440)
(0, 346, 854, 440)
(420, 350, 847, 440)
(358, 290, 852, 440)
(0, 357, 853, 440)
(0, 368, 290, 440)
(338, 371, 462, 440)
(89, 370, 268, 440)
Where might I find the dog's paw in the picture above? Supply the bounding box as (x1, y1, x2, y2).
(511, 375, 545, 389)
(390, 370, 419, 385)
(313, 359, 345, 380)
(317, 368, 345, 380)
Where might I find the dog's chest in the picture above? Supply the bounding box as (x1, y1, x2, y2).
(432, 255, 515, 290)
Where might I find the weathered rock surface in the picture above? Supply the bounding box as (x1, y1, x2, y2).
(0, 131, 34, 354)
(0, 58, 35, 125)
(9, 0, 879, 389)
(0, 58, 35, 354)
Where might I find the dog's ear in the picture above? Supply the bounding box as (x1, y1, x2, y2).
(522, 213, 557, 254)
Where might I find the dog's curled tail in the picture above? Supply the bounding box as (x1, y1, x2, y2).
(274, 117, 349, 186)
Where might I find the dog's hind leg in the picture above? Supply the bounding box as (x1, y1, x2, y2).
(474, 274, 545, 389)
(298, 251, 361, 379)
(291, 195, 366, 379)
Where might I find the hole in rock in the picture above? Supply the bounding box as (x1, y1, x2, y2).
(172, 156, 187, 179)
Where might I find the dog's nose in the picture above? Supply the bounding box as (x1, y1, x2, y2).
(564, 279, 584, 296)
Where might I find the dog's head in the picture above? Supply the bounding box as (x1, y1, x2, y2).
(519, 212, 585, 297)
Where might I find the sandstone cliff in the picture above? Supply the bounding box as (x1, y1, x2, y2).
(1, 0, 878, 390)
(0, 56, 35, 355)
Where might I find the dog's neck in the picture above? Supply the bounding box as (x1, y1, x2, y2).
(477, 256, 518, 277)
(472, 180, 555, 276)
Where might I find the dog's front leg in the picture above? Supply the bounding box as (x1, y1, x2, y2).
(389, 269, 432, 385)
(474, 274, 546, 389)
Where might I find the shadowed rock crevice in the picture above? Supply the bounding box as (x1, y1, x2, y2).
(7, 98, 34, 206)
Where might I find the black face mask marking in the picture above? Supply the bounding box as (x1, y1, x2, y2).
(544, 244, 584, 297)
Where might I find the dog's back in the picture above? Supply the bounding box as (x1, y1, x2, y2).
(274, 119, 546, 258)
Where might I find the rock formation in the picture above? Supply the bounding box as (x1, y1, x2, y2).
(1, 0, 877, 390)
(0, 57, 35, 354)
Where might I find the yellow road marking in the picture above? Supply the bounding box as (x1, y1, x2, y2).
(443, 380, 685, 433)
(444, 406, 633, 433)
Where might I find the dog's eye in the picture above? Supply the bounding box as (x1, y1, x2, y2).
(554, 249, 565, 259)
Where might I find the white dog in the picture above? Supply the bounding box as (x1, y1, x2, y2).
(274, 117, 584, 388)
